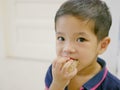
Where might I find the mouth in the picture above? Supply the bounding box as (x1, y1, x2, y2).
(69, 57, 78, 61)
(63, 56, 78, 61)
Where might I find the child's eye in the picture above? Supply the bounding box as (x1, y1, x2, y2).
(57, 36, 65, 41)
(77, 37, 86, 42)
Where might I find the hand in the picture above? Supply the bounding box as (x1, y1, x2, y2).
(51, 57, 77, 89)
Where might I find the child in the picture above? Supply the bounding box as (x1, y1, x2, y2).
(45, 0, 120, 90)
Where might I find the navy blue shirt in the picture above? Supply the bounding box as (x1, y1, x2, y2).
(45, 58, 120, 90)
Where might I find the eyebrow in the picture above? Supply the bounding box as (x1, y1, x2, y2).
(76, 32, 90, 38)
(55, 32, 64, 35)
(77, 32, 89, 36)
(55, 31, 90, 38)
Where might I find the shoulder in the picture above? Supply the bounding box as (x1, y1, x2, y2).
(45, 64, 53, 88)
(107, 72, 120, 84)
(104, 71, 120, 89)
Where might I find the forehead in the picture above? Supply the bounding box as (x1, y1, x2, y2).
(55, 15, 95, 35)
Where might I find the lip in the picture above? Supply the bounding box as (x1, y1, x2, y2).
(69, 57, 78, 61)
(63, 56, 78, 61)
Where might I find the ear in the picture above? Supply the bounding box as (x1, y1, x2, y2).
(98, 37, 110, 55)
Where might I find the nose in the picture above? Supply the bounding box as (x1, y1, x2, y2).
(63, 42, 76, 55)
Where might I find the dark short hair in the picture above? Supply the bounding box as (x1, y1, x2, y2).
(55, 0, 112, 41)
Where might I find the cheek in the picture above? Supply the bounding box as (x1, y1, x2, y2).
(78, 44, 98, 61)
(56, 43, 62, 56)
(77, 47, 98, 69)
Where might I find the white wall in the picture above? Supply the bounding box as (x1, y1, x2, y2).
(0, 0, 5, 58)
(0, 58, 51, 90)
(0, 1, 51, 90)
(0, 19, 50, 90)
(0, 0, 120, 90)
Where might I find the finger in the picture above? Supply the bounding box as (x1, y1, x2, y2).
(54, 57, 70, 71)
(67, 68, 77, 78)
(52, 57, 65, 69)
(52, 59, 57, 69)
(57, 56, 70, 64)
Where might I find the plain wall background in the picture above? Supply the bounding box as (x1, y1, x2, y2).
(0, 0, 5, 58)
(0, 0, 120, 90)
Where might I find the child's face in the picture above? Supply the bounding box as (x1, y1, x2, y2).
(55, 15, 103, 72)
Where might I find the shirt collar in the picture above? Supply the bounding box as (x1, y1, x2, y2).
(82, 58, 108, 90)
